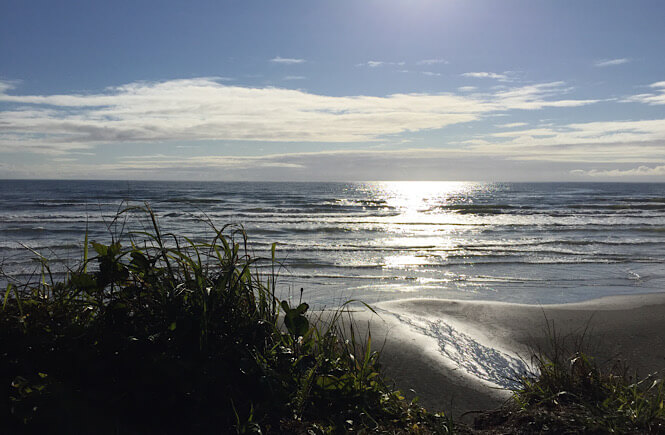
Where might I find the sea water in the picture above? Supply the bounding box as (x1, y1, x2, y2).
(1, 180, 664, 307)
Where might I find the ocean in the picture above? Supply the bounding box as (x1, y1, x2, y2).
(1, 180, 664, 307)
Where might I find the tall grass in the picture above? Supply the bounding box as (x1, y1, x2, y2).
(0, 205, 451, 434)
(475, 319, 665, 433)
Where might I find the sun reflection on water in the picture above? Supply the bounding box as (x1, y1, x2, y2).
(359, 182, 490, 269)
(369, 181, 484, 217)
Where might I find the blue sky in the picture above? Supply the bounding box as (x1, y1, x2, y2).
(1, 0, 665, 181)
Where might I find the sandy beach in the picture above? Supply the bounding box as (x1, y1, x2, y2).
(340, 292, 665, 419)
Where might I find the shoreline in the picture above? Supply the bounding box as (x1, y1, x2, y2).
(339, 291, 665, 419)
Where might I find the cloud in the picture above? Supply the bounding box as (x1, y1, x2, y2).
(0, 78, 599, 153)
(359, 60, 405, 68)
(422, 71, 441, 77)
(68, 148, 479, 177)
(490, 82, 599, 110)
(496, 122, 528, 128)
(115, 153, 308, 170)
(13, 146, 644, 181)
(466, 117, 665, 163)
(624, 80, 665, 105)
(0, 80, 17, 93)
(458, 86, 477, 92)
(462, 72, 509, 81)
(270, 56, 305, 64)
(417, 58, 448, 65)
(571, 165, 665, 177)
(489, 119, 665, 145)
(283, 75, 306, 81)
(594, 58, 630, 67)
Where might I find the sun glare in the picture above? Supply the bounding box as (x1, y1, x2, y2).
(361, 181, 486, 270)
(371, 181, 478, 216)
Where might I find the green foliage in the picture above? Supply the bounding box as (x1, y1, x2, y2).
(475, 321, 665, 433)
(281, 300, 310, 338)
(0, 206, 451, 434)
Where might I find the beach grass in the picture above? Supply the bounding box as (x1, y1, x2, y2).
(473, 320, 665, 433)
(0, 205, 452, 434)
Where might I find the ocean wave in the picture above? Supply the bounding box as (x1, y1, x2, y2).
(163, 197, 224, 204)
(566, 203, 665, 210)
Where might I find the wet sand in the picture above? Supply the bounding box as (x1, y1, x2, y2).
(339, 292, 665, 419)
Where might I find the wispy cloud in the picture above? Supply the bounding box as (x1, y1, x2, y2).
(422, 71, 441, 77)
(458, 86, 477, 92)
(270, 56, 305, 64)
(69, 148, 476, 176)
(571, 165, 665, 177)
(22, 145, 660, 181)
(0, 78, 599, 154)
(0, 80, 19, 93)
(594, 58, 630, 67)
(0, 147, 496, 180)
(496, 122, 528, 128)
(490, 82, 598, 110)
(283, 75, 306, 81)
(417, 58, 448, 65)
(461, 71, 510, 81)
(466, 118, 665, 162)
(358, 60, 405, 68)
(624, 80, 665, 105)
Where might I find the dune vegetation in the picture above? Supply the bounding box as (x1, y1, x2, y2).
(473, 322, 665, 434)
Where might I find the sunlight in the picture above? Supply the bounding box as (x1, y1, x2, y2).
(384, 253, 431, 269)
(365, 181, 484, 270)
(372, 181, 479, 217)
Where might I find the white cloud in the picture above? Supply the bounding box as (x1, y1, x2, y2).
(458, 86, 477, 92)
(77, 148, 478, 175)
(0, 78, 599, 153)
(462, 72, 509, 81)
(594, 58, 630, 67)
(496, 122, 528, 128)
(283, 75, 306, 81)
(6, 143, 664, 181)
(16, 146, 648, 181)
(270, 56, 305, 64)
(422, 71, 441, 77)
(466, 118, 665, 163)
(571, 165, 665, 177)
(489, 119, 665, 144)
(359, 60, 405, 68)
(624, 80, 665, 105)
(490, 82, 598, 110)
(417, 58, 448, 65)
(0, 80, 16, 93)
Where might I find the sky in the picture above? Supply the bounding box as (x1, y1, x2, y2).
(1, 0, 665, 181)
